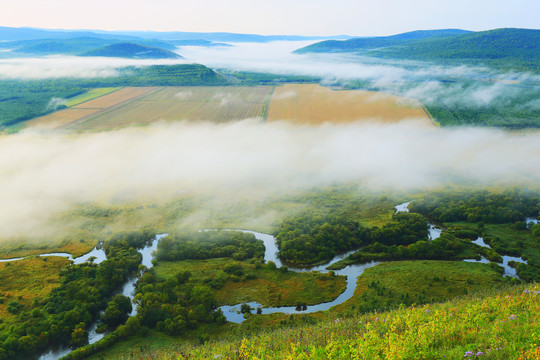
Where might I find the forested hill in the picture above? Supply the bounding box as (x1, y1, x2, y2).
(81, 43, 183, 59)
(293, 29, 471, 54)
(294, 28, 540, 72)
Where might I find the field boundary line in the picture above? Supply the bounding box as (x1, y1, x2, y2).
(261, 86, 276, 122)
(421, 103, 440, 127)
(68, 87, 123, 108)
(61, 87, 163, 130)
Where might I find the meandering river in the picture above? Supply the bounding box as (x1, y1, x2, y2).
(37, 234, 168, 360)
(218, 230, 379, 323)
(396, 200, 530, 278)
(7, 201, 532, 357)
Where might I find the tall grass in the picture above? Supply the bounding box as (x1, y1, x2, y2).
(110, 283, 539, 360)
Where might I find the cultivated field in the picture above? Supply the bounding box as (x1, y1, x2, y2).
(71, 86, 273, 131)
(26, 87, 160, 130)
(266, 84, 433, 126)
(24, 108, 103, 129)
(25, 84, 432, 131)
(64, 87, 121, 107)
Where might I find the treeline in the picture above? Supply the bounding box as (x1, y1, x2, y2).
(156, 231, 265, 262)
(0, 64, 226, 128)
(223, 70, 321, 85)
(275, 211, 428, 266)
(0, 230, 156, 360)
(328, 233, 501, 270)
(409, 189, 540, 224)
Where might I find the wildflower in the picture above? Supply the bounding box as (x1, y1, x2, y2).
(476, 351, 484, 356)
(213, 355, 222, 359)
(508, 314, 517, 320)
(425, 309, 431, 314)
(465, 351, 474, 357)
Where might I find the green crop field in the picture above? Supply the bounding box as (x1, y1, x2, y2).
(64, 87, 122, 107)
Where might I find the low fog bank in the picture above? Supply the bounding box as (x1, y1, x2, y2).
(180, 41, 540, 110)
(0, 56, 188, 79)
(1, 120, 539, 237)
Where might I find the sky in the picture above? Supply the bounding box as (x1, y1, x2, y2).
(2, 0, 539, 36)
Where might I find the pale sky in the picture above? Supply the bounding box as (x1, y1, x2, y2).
(1, 0, 539, 36)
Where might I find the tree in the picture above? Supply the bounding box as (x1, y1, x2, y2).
(6, 301, 22, 315)
(70, 323, 88, 348)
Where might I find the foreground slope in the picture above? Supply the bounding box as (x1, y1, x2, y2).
(107, 283, 539, 360)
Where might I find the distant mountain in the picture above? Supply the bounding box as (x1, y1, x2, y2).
(170, 39, 233, 47)
(0, 37, 177, 57)
(81, 43, 183, 59)
(293, 29, 471, 54)
(0, 26, 140, 41)
(0, 26, 352, 44)
(92, 30, 352, 43)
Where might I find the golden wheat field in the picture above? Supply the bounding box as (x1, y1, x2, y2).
(266, 84, 433, 126)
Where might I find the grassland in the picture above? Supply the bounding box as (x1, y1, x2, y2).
(0, 256, 70, 319)
(153, 258, 347, 307)
(335, 261, 504, 314)
(84, 282, 539, 360)
(175, 283, 540, 359)
(266, 84, 433, 126)
(0, 235, 97, 260)
(0, 199, 179, 259)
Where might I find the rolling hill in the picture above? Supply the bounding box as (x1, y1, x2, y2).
(372, 28, 540, 61)
(0, 37, 177, 56)
(293, 29, 471, 54)
(81, 43, 183, 59)
(294, 28, 540, 71)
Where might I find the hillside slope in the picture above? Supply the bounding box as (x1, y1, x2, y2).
(110, 284, 539, 360)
